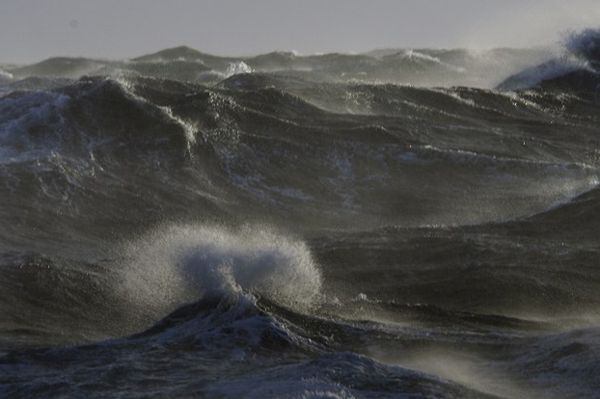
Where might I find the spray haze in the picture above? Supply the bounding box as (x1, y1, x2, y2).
(0, 0, 598, 63)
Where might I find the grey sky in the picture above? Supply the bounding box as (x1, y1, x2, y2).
(1, 0, 599, 63)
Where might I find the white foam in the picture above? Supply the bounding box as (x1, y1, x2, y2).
(120, 224, 322, 316)
(403, 49, 466, 73)
(157, 105, 197, 145)
(0, 69, 13, 80)
(114, 77, 198, 148)
(226, 61, 254, 77)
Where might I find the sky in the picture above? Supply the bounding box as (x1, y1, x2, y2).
(1, 0, 599, 63)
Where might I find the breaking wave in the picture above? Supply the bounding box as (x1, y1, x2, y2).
(120, 224, 322, 316)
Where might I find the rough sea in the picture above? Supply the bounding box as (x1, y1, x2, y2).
(1, 29, 600, 399)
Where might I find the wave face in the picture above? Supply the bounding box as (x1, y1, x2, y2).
(2, 30, 600, 398)
(497, 28, 600, 93)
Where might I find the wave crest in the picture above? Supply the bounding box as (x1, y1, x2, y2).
(566, 28, 600, 67)
(120, 224, 322, 316)
(498, 28, 600, 91)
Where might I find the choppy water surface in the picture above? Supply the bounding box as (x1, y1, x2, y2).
(1, 29, 600, 399)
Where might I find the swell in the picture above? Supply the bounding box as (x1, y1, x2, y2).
(1, 74, 599, 245)
(3, 248, 599, 398)
(0, 291, 509, 399)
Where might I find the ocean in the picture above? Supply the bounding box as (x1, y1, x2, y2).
(1, 29, 600, 399)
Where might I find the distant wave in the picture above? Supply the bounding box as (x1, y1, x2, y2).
(498, 28, 600, 91)
(2, 45, 553, 88)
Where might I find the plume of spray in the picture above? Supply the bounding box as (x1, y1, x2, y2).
(117, 224, 323, 320)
